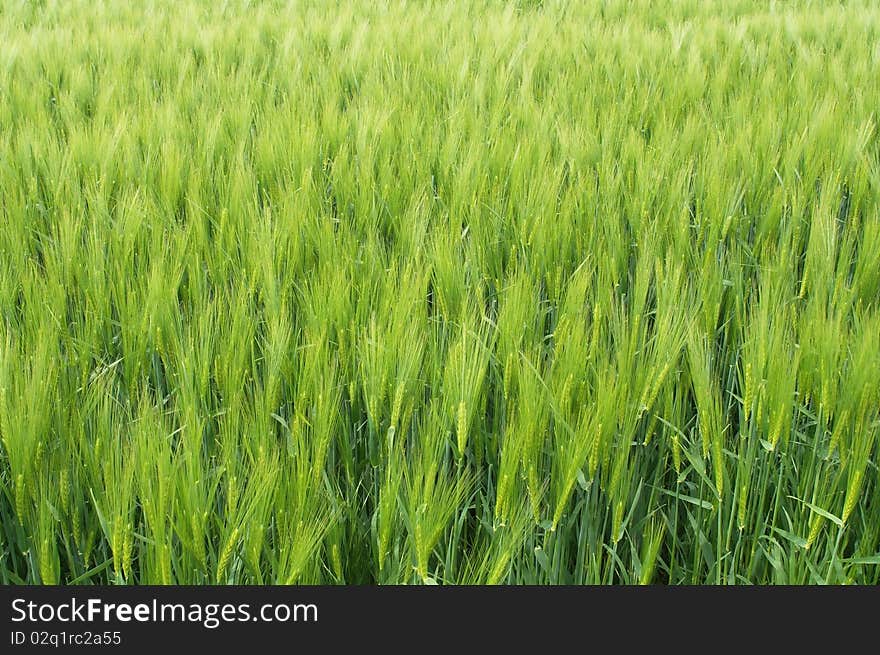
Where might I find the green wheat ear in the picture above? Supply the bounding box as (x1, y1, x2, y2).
(639, 520, 666, 585)
(456, 400, 468, 456)
(216, 527, 240, 584)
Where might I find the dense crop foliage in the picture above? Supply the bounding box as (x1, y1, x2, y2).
(1, 0, 879, 584)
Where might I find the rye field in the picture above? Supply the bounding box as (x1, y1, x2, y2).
(1, 0, 879, 585)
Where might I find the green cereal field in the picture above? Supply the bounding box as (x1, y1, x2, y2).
(1, 0, 879, 584)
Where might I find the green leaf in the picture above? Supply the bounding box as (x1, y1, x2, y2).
(534, 546, 550, 573)
(654, 486, 714, 511)
(788, 497, 844, 528)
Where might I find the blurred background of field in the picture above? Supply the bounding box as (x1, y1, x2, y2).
(0, 0, 878, 584)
